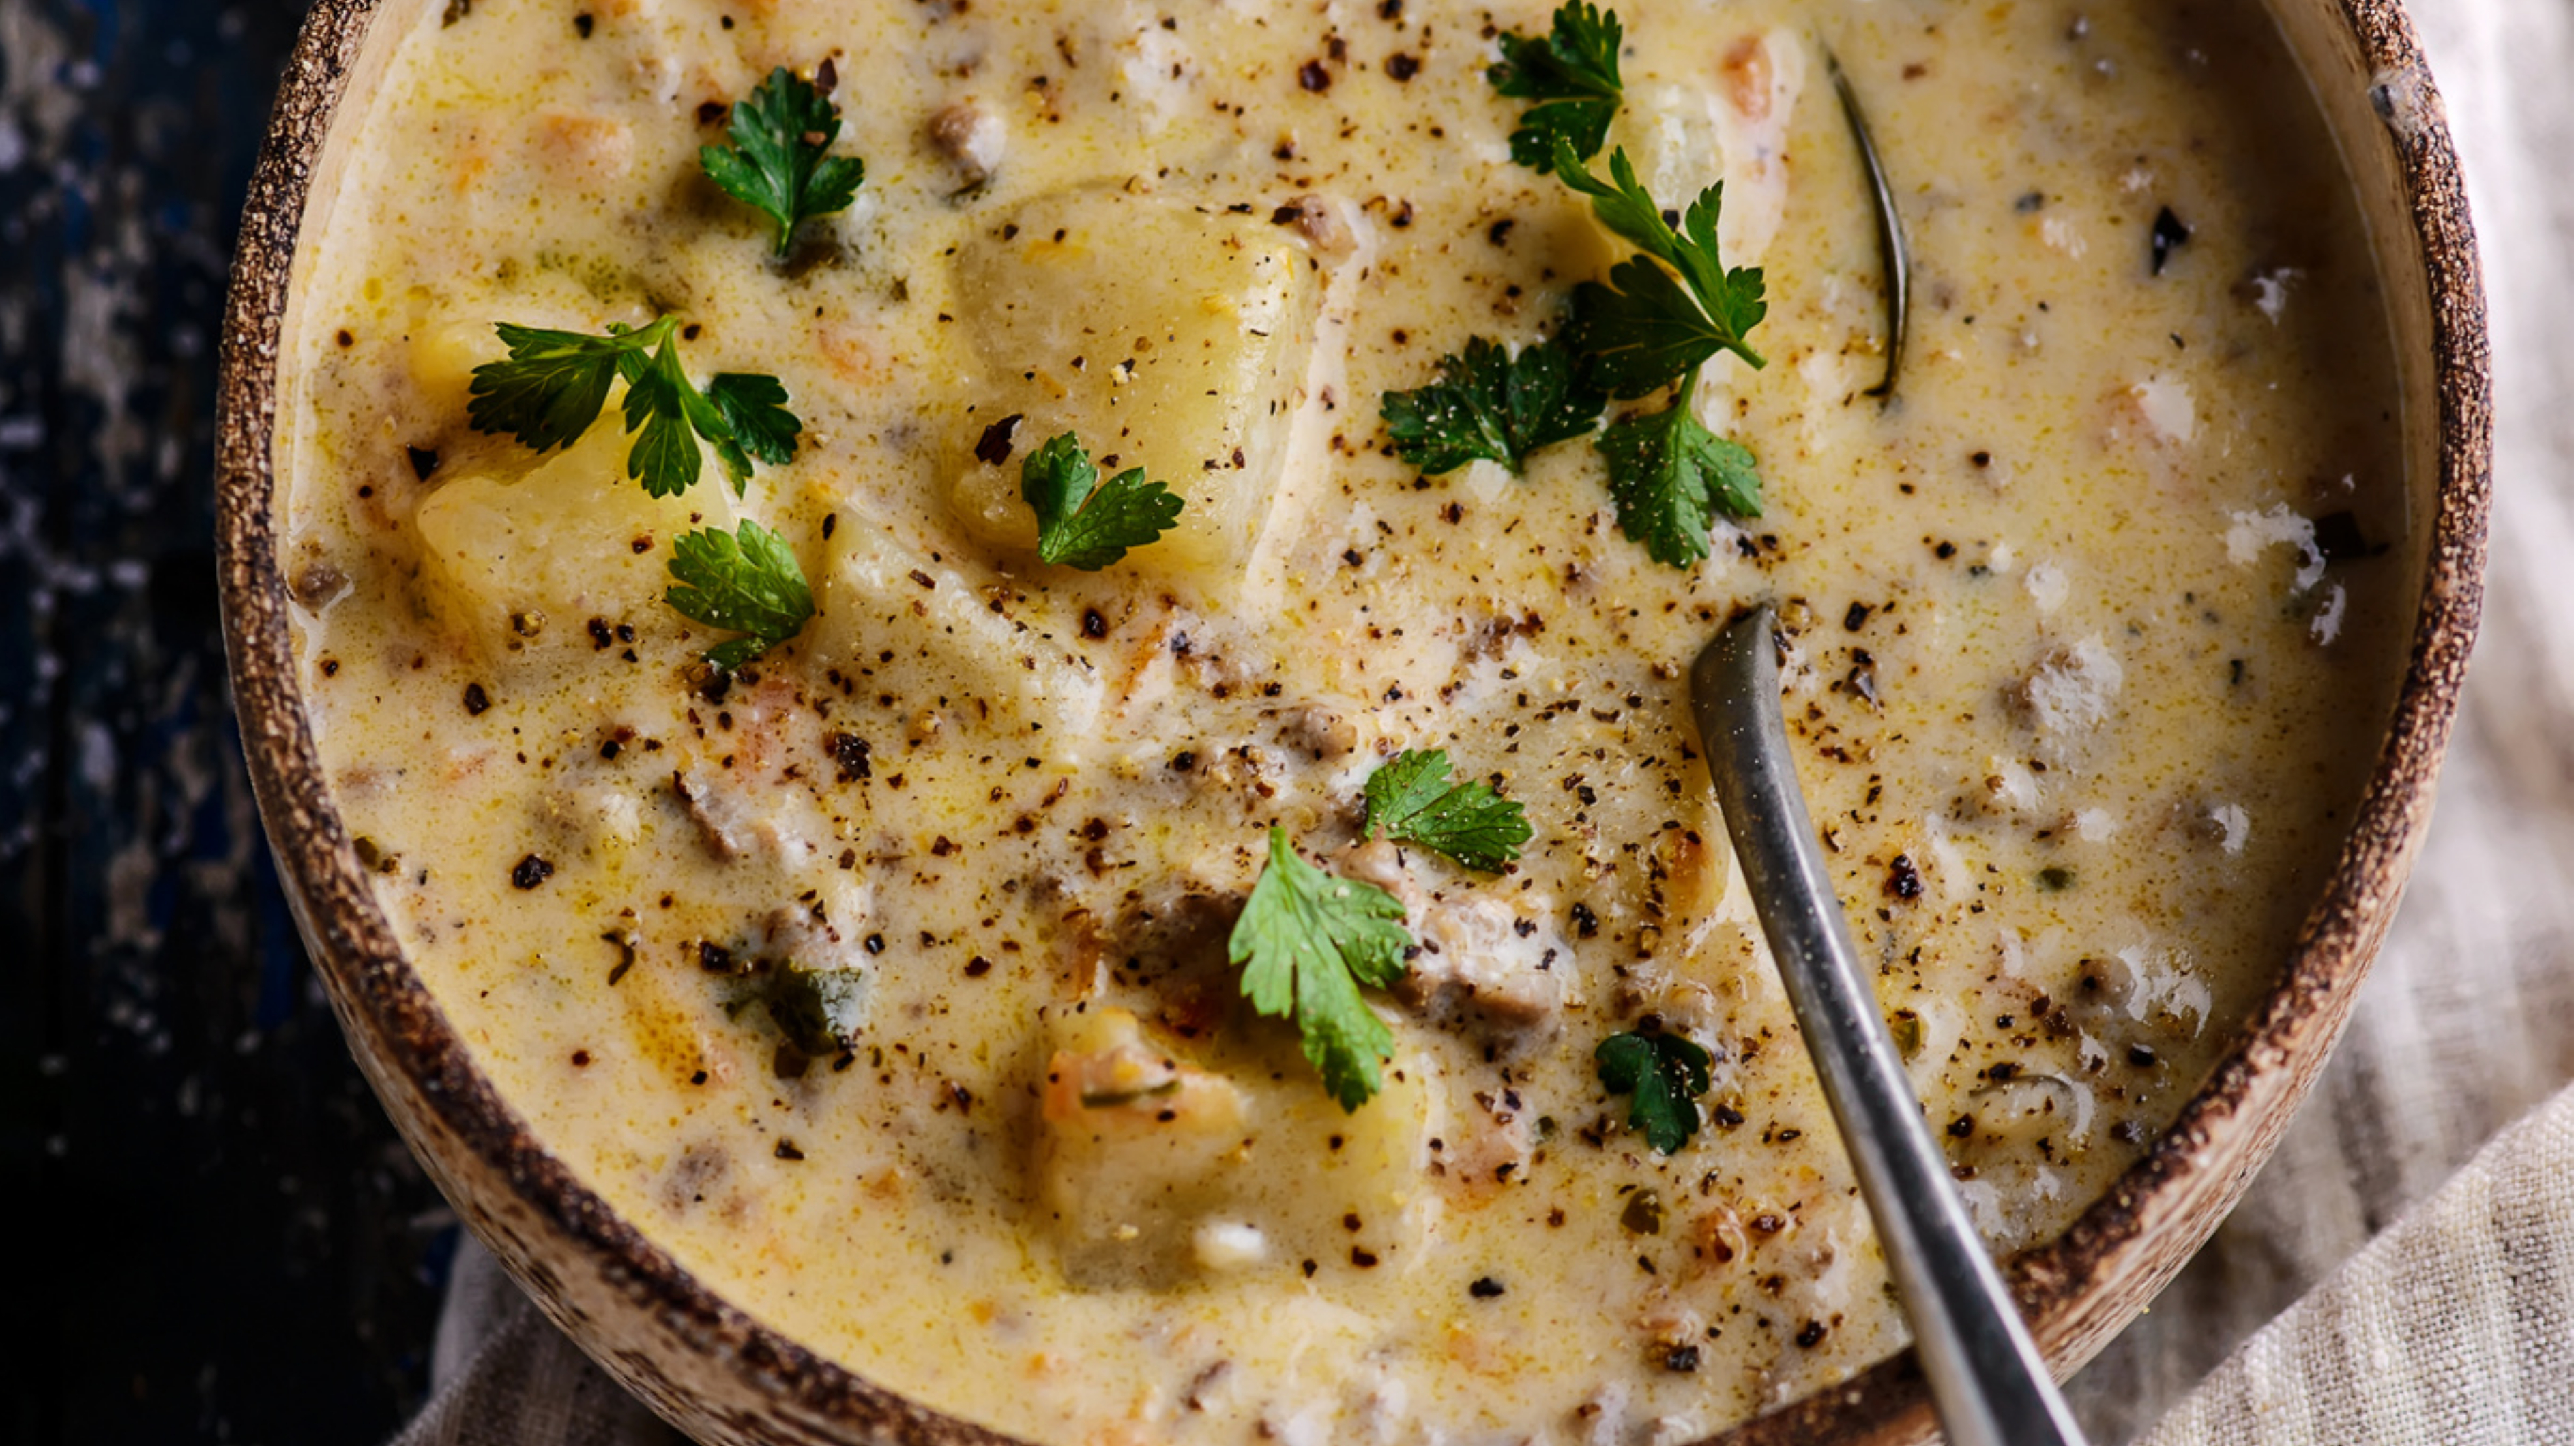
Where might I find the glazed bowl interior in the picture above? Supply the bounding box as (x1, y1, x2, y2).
(214, 1, 2489, 1443)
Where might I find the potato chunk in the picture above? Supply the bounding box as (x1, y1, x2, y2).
(1032, 1005, 1433, 1290)
(1038, 1007, 1253, 1288)
(404, 275, 643, 419)
(807, 516, 1103, 763)
(412, 427, 730, 658)
(947, 188, 1322, 587)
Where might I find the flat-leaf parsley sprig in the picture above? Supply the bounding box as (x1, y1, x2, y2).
(1229, 827, 1414, 1112)
(466, 317, 800, 498)
(701, 65, 867, 259)
(1458, 5, 1772, 568)
(1547, 138, 1772, 565)
(1593, 390, 1761, 567)
(1020, 432, 1186, 570)
(1596, 1024, 1714, 1154)
(1554, 141, 1770, 389)
(1489, 1, 1626, 175)
(1362, 748, 1533, 873)
(664, 519, 815, 673)
(1379, 336, 1605, 478)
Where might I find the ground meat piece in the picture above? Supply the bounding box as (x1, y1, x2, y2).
(1276, 704, 1357, 759)
(1060, 883, 1245, 1038)
(1338, 840, 1567, 1033)
(672, 767, 763, 859)
(926, 102, 1004, 186)
(1410, 896, 1568, 1029)
(661, 1142, 729, 1212)
(290, 561, 347, 606)
(748, 900, 866, 972)
(2172, 795, 2251, 853)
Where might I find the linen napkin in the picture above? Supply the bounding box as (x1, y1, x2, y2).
(2137, 1089, 2572, 1446)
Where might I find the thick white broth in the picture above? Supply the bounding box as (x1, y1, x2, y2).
(276, 1, 2407, 1441)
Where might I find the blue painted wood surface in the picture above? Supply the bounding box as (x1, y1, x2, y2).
(1, 3, 448, 1441)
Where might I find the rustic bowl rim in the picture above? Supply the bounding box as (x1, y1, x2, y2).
(214, 2, 2492, 1442)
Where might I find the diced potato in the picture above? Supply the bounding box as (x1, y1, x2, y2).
(413, 426, 733, 658)
(808, 516, 1103, 765)
(1037, 1007, 1253, 1288)
(946, 187, 1322, 589)
(405, 275, 649, 420)
(1600, 34, 1802, 272)
(1031, 1005, 1435, 1291)
(407, 316, 497, 419)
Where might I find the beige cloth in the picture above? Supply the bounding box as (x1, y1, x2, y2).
(396, 1240, 682, 1446)
(386, 0, 2573, 1439)
(2139, 1091, 2573, 1446)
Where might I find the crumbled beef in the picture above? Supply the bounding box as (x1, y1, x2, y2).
(926, 102, 1005, 186)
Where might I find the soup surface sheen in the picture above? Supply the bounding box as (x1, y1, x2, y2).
(278, 1, 2406, 1441)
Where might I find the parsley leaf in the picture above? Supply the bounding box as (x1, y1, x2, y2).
(1489, 2, 1625, 174)
(1534, 139, 1768, 566)
(467, 318, 799, 499)
(1381, 336, 1606, 477)
(619, 328, 717, 498)
(705, 372, 802, 479)
(1229, 827, 1414, 1112)
(1020, 432, 1186, 570)
(1594, 379, 1761, 567)
(1553, 141, 1770, 391)
(1596, 1027, 1713, 1155)
(1564, 257, 1743, 399)
(467, 322, 646, 455)
(1363, 749, 1533, 873)
(700, 67, 867, 259)
(664, 519, 815, 672)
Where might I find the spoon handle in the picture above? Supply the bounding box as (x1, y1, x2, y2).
(1690, 606, 2088, 1446)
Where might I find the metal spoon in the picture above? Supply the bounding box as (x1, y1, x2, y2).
(1690, 604, 2088, 1446)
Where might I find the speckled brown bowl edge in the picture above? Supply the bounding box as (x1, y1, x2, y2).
(212, 1, 2491, 1442)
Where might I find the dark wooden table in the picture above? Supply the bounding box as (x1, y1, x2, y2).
(2, 3, 449, 1441)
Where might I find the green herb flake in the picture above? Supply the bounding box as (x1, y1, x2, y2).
(1362, 748, 1533, 873)
(1555, 142, 1770, 393)
(1596, 1027, 1714, 1155)
(765, 964, 869, 1058)
(705, 372, 802, 484)
(466, 317, 798, 499)
(465, 321, 641, 455)
(700, 66, 867, 259)
(1229, 827, 1414, 1112)
(1592, 381, 1761, 567)
(664, 518, 816, 671)
(1381, 336, 1606, 478)
(1020, 431, 1186, 570)
(1489, 2, 1626, 174)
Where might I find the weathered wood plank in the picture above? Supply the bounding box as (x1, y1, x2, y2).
(1, 3, 448, 1440)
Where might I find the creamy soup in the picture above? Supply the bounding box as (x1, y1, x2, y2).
(274, 0, 2407, 1441)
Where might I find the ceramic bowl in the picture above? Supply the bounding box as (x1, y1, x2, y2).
(214, 1, 2491, 1441)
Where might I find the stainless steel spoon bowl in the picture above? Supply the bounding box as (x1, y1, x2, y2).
(1692, 604, 2088, 1446)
